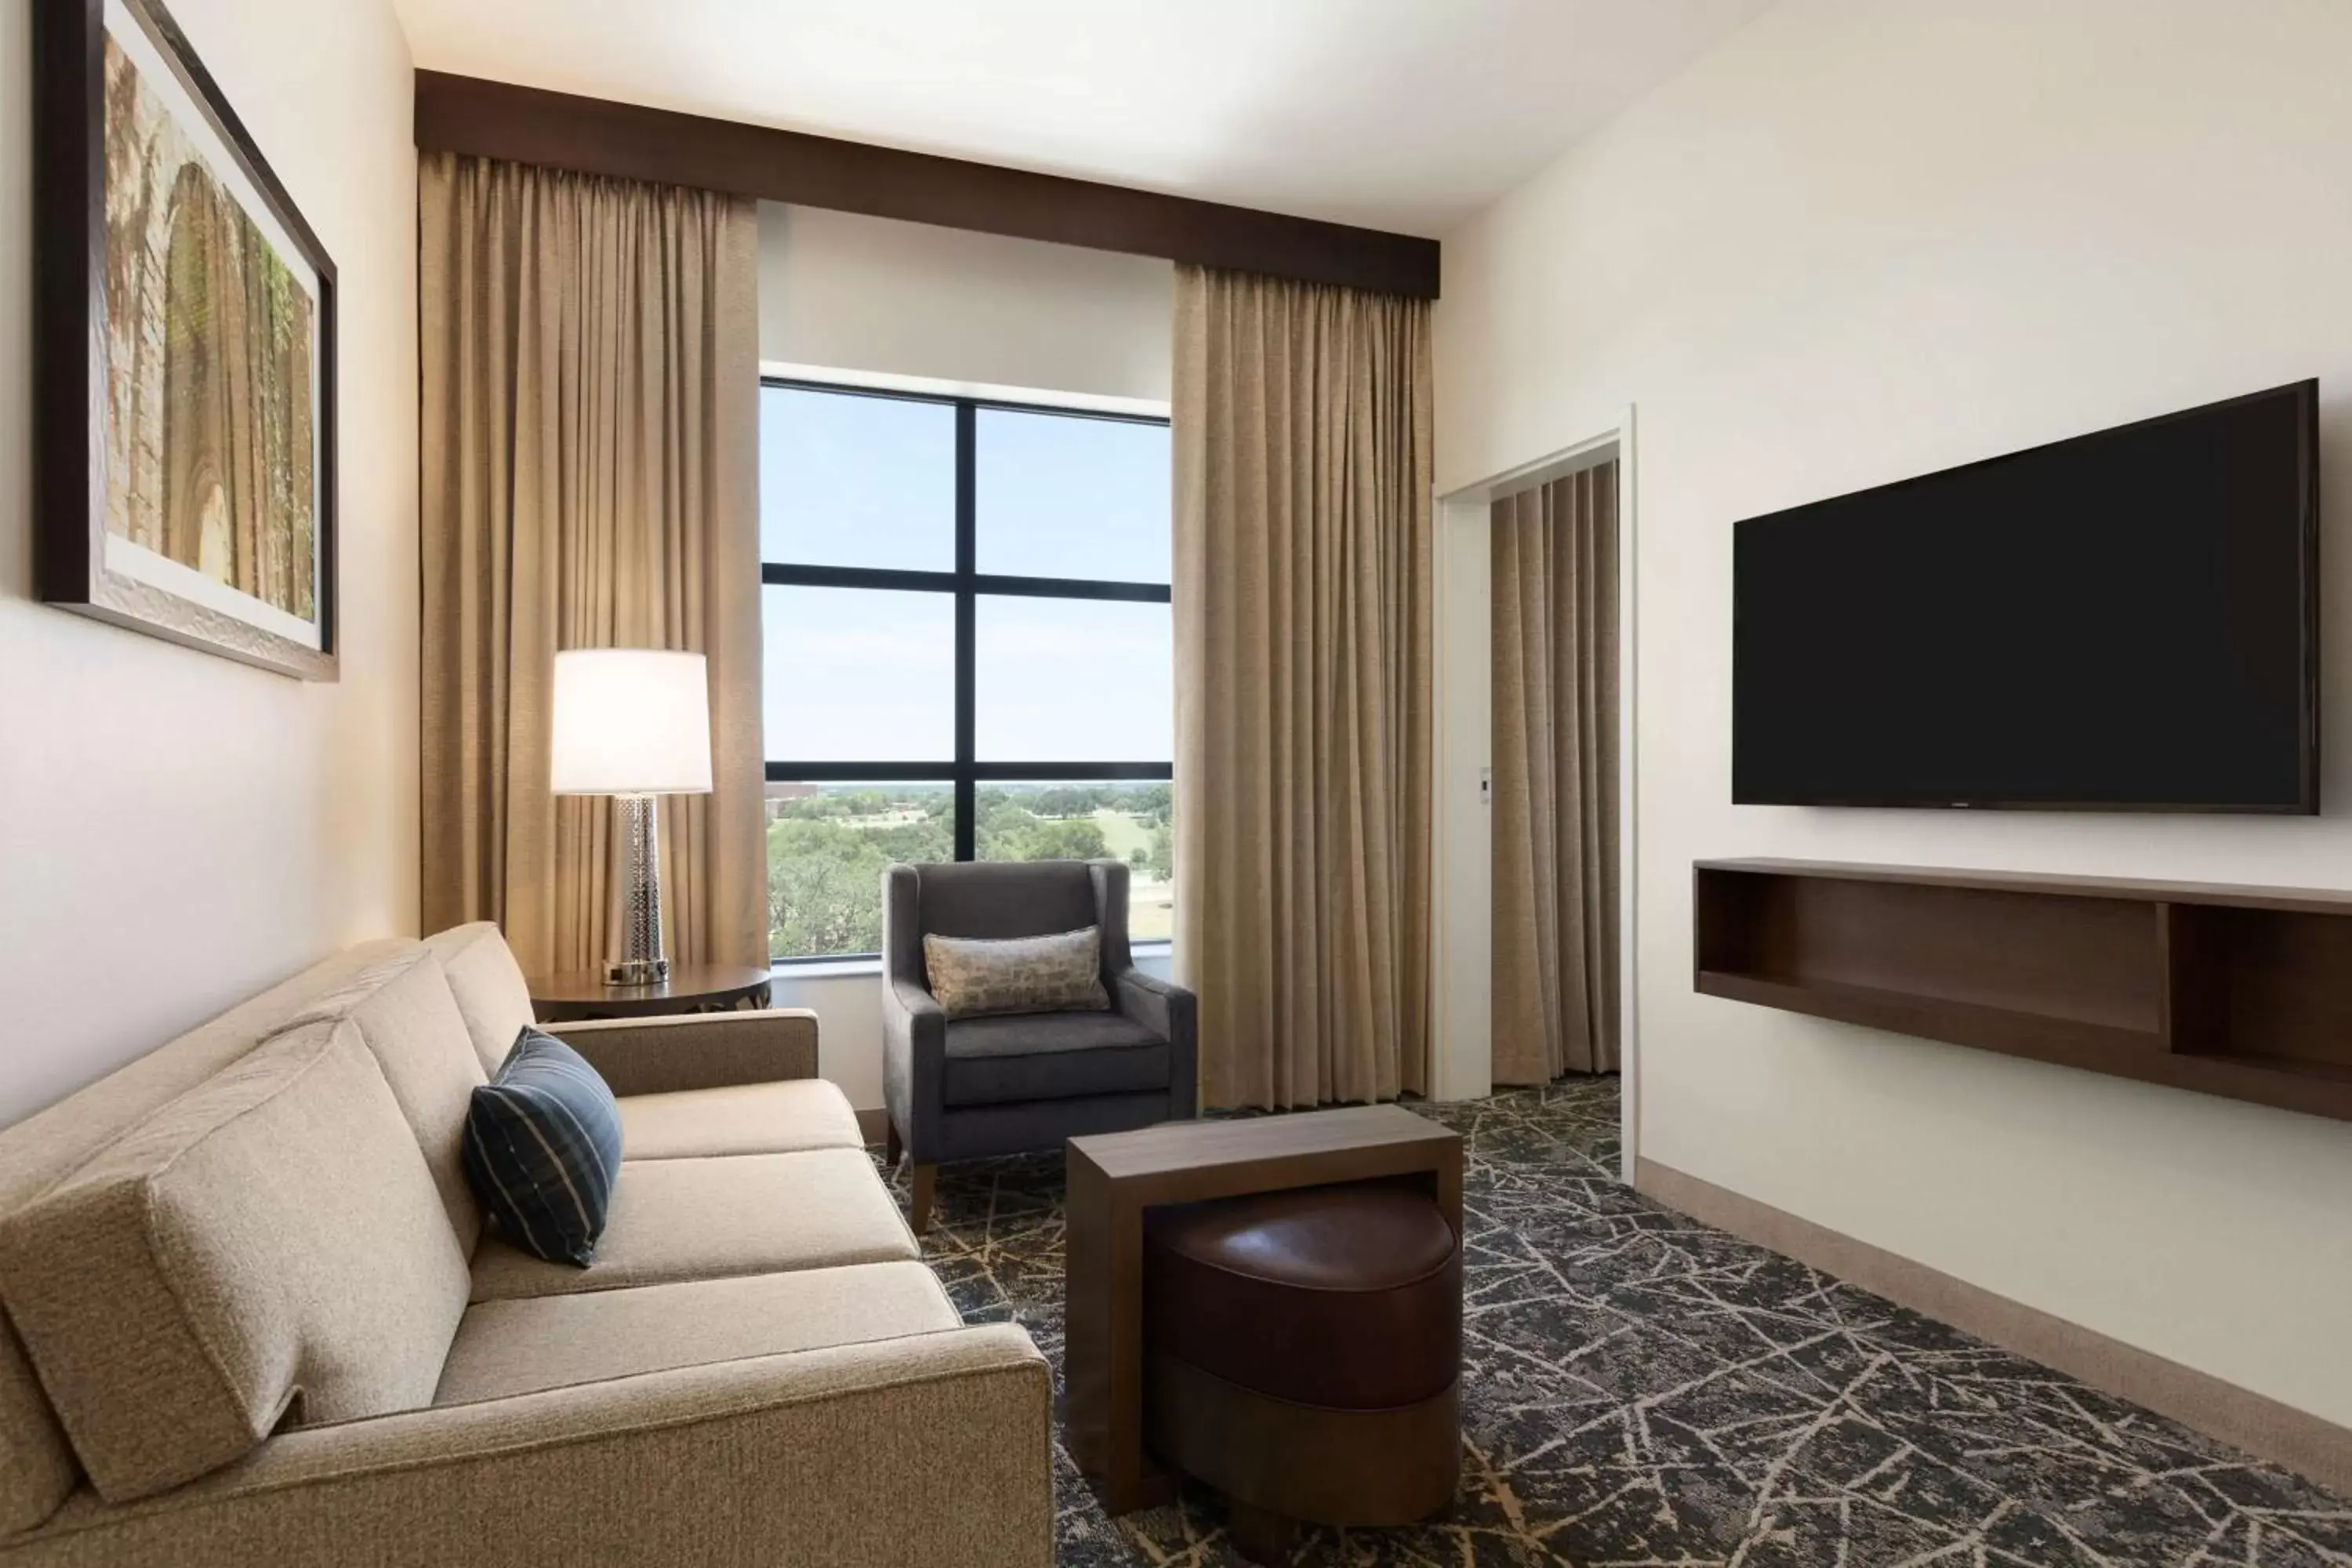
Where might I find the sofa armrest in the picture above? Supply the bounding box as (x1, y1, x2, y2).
(1113, 969, 1198, 1120)
(880, 981, 947, 1160)
(552, 1008, 818, 1097)
(6, 1326, 1051, 1568)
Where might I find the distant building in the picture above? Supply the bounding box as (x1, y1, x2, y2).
(764, 781, 819, 822)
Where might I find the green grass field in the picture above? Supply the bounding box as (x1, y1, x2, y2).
(1094, 809, 1175, 939)
(1092, 808, 1151, 858)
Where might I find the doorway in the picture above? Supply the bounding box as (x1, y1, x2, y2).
(1430, 413, 1638, 1180)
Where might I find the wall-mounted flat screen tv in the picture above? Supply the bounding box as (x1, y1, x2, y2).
(1734, 380, 2319, 813)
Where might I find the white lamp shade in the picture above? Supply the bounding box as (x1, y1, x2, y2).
(550, 649, 714, 795)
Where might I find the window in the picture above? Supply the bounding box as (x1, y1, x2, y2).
(761, 381, 1174, 960)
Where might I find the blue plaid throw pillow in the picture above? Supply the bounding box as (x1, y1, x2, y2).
(462, 1027, 622, 1265)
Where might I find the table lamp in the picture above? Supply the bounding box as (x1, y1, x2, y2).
(550, 648, 713, 985)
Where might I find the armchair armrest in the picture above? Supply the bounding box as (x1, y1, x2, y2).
(880, 980, 947, 1160)
(884, 979, 946, 1040)
(1113, 969, 1199, 1120)
(1111, 968, 1186, 1039)
(9, 1327, 1051, 1568)
(553, 1008, 818, 1097)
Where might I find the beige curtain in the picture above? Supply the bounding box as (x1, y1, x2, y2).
(1491, 463, 1621, 1081)
(419, 153, 765, 976)
(1172, 264, 1433, 1110)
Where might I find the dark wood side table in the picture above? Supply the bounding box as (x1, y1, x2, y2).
(527, 964, 775, 1025)
(1063, 1104, 1464, 1515)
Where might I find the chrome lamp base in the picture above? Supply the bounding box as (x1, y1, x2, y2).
(604, 793, 670, 985)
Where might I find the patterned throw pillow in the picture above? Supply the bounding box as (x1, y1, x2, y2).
(461, 1027, 622, 1266)
(924, 927, 1111, 1021)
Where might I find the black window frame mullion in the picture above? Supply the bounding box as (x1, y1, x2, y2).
(763, 761, 959, 784)
(953, 401, 978, 862)
(760, 563, 957, 593)
(765, 760, 1176, 782)
(766, 373, 1168, 429)
(975, 573, 1169, 604)
(761, 561, 1168, 604)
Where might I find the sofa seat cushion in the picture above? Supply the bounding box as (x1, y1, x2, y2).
(942, 1012, 1170, 1108)
(617, 1078, 864, 1160)
(434, 1261, 959, 1405)
(0, 1019, 471, 1504)
(468, 1149, 916, 1302)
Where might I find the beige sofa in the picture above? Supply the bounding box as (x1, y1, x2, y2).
(0, 925, 1052, 1566)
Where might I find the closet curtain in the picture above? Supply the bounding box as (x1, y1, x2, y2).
(418, 153, 766, 975)
(1490, 463, 1621, 1080)
(1171, 263, 1434, 1110)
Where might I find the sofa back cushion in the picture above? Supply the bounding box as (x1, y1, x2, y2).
(279, 947, 488, 1254)
(423, 923, 539, 1077)
(0, 1018, 472, 1502)
(0, 938, 420, 1535)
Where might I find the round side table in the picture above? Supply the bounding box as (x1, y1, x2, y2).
(527, 963, 775, 1025)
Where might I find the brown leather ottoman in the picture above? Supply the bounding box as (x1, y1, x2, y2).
(1142, 1178, 1463, 1563)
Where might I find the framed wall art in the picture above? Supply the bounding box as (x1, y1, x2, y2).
(35, 0, 339, 679)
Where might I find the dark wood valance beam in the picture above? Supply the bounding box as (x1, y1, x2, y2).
(414, 71, 1442, 299)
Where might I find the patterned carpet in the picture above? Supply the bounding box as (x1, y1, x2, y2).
(881, 1081, 2352, 1566)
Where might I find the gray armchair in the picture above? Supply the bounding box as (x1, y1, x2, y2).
(881, 859, 1198, 1229)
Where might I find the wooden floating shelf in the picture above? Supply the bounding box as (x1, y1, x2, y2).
(1693, 858, 2352, 1124)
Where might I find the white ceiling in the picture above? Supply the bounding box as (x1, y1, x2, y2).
(392, 0, 1774, 236)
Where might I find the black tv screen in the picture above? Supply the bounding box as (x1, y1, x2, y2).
(1734, 381, 2319, 813)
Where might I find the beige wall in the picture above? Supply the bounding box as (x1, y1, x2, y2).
(759, 202, 1173, 403)
(0, 0, 417, 1126)
(1436, 0, 2352, 1425)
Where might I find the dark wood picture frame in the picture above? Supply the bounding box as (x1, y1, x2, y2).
(34, 0, 339, 681)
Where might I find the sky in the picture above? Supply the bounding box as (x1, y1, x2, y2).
(759, 387, 1174, 764)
